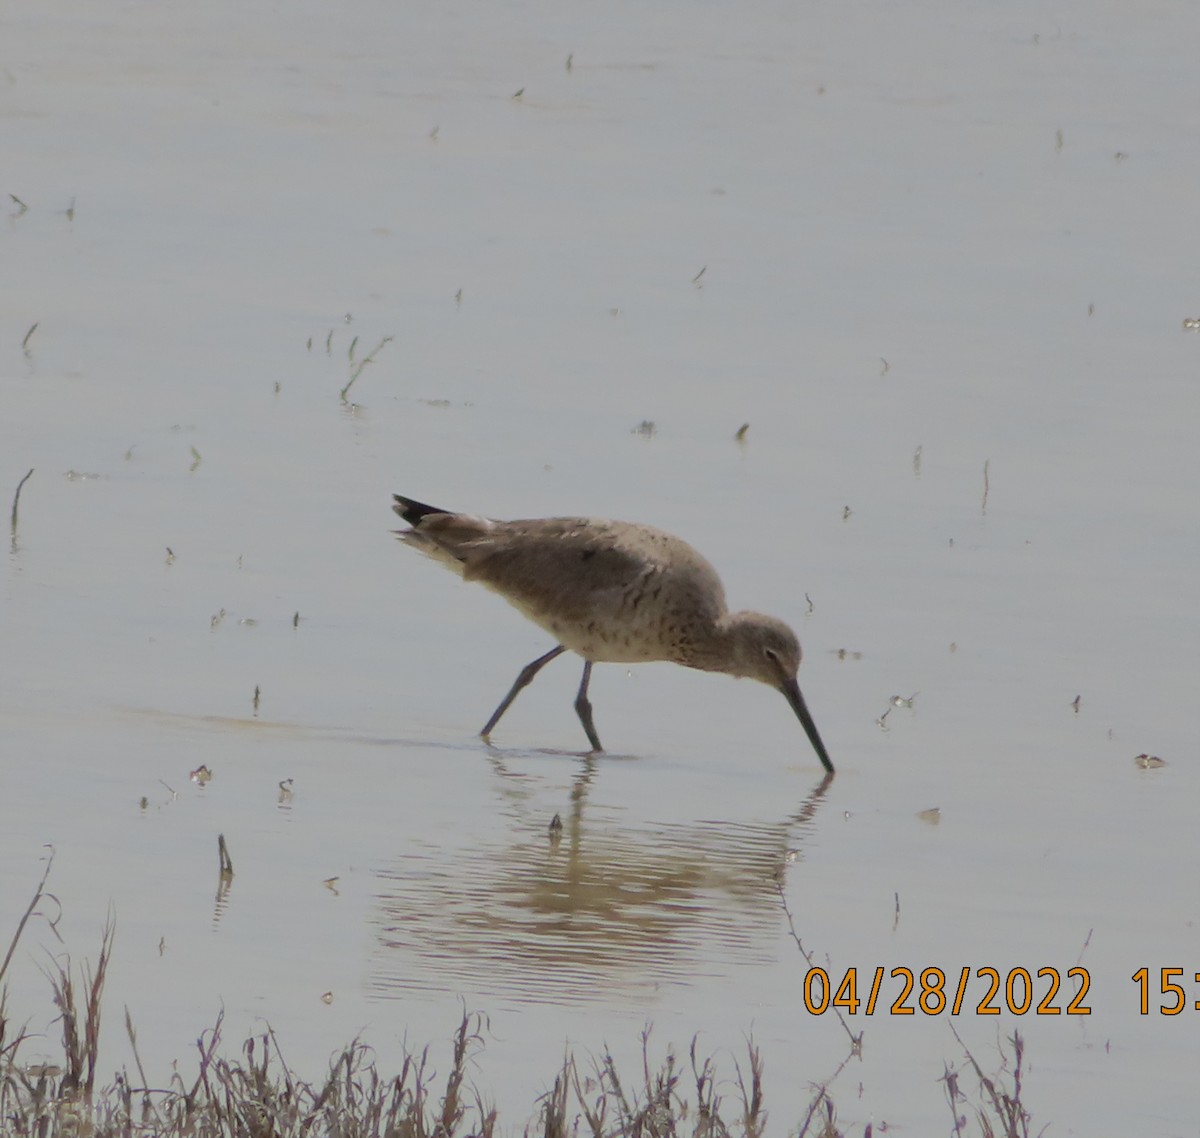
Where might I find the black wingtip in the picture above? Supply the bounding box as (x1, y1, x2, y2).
(392, 494, 450, 526)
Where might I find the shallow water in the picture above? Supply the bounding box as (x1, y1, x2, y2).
(3, 0, 1199, 1130)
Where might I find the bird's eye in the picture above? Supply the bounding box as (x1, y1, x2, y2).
(764, 648, 779, 662)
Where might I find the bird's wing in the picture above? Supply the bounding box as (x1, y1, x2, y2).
(459, 519, 656, 621)
(468, 518, 730, 634)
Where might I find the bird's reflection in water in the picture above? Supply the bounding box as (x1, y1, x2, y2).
(368, 761, 832, 1004)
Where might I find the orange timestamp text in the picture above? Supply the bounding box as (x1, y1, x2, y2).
(800, 966, 1092, 1016)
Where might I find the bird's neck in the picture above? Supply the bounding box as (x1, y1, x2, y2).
(677, 616, 741, 676)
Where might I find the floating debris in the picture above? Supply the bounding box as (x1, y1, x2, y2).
(190, 765, 213, 786)
(1134, 753, 1166, 770)
(877, 692, 918, 728)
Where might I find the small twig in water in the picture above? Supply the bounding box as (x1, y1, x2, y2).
(11, 467, 34, 537)
(774, 880, 860, 1049)
(981, 458, 990, 515)
(218, 834, 234, 878)
(1076, 927, 1093, 966)
(22, 322, 39, 353)
(340, 334, 394, 402)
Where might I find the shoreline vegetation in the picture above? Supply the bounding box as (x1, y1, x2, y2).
(2, 856, 1038, 1137)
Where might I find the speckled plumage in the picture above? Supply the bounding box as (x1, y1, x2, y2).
(392, 493, 833, 771)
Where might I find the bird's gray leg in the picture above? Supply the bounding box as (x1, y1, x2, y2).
(574, 661, 603, 752)
(481, 645, 567, 740)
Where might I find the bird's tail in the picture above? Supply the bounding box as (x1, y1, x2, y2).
(392, 493, 495, 575)
(392, 494, 451, 526)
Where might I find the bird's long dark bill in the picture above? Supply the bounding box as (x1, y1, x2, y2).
(780, 678, 834, 774)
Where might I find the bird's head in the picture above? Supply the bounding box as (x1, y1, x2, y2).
(727, 611, 833, 774)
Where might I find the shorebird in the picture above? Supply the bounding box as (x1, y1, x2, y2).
(391, 494, 833, 772)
